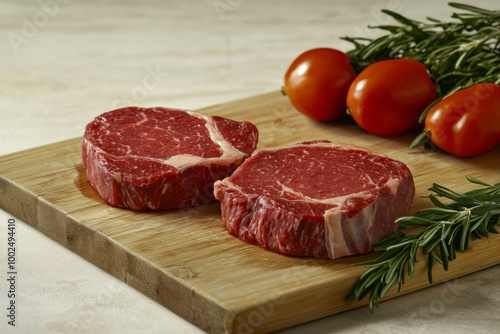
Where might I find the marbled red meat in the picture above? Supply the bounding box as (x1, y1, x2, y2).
(82, 106, 258, 210)
(214, 141, 415, 259)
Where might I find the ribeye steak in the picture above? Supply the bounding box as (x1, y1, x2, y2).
(214, 141, 415, 259)
(82, 106, 258, 210)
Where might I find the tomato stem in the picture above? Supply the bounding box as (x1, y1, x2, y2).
(281, 86, 287, 96)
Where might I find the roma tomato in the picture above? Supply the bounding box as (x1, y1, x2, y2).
(424, 83, 500, 157)
(283, 48, 356, 121)
(346, 59, 436, 137)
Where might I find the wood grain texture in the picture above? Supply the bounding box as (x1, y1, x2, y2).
(0, 91, 499, 333)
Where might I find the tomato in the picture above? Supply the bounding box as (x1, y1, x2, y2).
(346, 59, 436, 137)
(424, 83, 500, 157)
(283, 48, 356, 121)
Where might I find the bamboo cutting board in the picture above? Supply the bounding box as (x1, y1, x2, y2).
(1, 91, 499, 333)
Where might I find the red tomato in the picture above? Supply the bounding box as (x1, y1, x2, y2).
(424, 83, 500, 157)
(283, 48, 356, 121)
(346, 59, 436, 137)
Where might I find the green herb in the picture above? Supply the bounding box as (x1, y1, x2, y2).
(346, 176, 500, 312)
(342, 2, 500, 121)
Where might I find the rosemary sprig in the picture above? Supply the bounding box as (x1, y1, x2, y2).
(346, 176, 500, 312)
(342, 3, 500, 120)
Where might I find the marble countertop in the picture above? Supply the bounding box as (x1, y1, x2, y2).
(1, 0, 499, 333)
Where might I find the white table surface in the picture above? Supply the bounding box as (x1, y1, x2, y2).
(1, 0, 499, 333)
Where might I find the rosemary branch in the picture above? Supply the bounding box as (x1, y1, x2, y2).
(346, 176, 500, 312)
(342, 2, 500, 120)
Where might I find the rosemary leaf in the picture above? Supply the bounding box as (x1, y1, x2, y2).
(418, 225, 441, 247)
(448, 2, 495, 16)
(408, 241, 419, 278)
(428, 253, 435, 284)
(440, 241, 450, 271)
(459, 211, 472, 251)
(466, 176, 491, 186)
(427, 193, 451, 209)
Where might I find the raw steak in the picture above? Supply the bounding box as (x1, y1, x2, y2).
(82, 106, 258, 211)
(214, 141, 415, 259)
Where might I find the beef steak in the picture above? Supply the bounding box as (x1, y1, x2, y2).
(82, 106, 258, 210)
(214, 141, 415, 259)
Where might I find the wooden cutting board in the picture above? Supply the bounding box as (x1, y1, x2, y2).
(1, 91, 499, 333)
